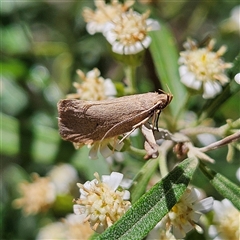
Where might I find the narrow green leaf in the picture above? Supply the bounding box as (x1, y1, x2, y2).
(199, 161, 240, 210)
(130, 158, 159, 203)
(95, 158, 198, 240)
(149, 26, 186, 117)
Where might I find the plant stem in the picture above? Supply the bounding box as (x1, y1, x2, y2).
(124, 65, 137, 94)
(128, 145, 146, 157)
(158, 141, 173, 177)
(199, 131, 240, 153)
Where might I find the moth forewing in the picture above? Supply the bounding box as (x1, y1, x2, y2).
(57, 91, 172, 145)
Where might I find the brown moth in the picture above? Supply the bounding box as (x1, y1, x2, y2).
(57, 90, 173, 146)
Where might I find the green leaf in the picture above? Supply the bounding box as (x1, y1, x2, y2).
(95, 158, 198, 240)
(199, 161, 240, 210)
(1, 77, 28, 116)
(149, 26, 186, 117)
(1, 112, 61, 164)
(1, 113, 19, 156)
(129, 158, 159, 203)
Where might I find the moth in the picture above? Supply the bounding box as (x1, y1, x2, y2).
(57, 90, 173, 148)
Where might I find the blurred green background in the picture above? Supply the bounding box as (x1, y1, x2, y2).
(1, 1, 239, 239)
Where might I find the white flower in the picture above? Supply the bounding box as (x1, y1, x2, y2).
(234, 73, 240, 84)
(88, 137, 124, 160)
(82, 0, 134, 35)
(236, 167, 240, 182)
(209, 199, 240, 240)
(36, 222, 67, 240)
(12, 173, 56, 215)
(47, 163, 78, 194)
(73, 172, 131, 233)
(103, 9, 160, 55)
(64, 214, 93, 239)
(159, 187, 214, 239)
(147, 228, 179, 240)
(230, 5, 240, 34)
(179, 39, 233, 99)
(67, 68, 116, 101)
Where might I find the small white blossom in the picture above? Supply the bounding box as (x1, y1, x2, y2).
(36, 214, 93, 240)
(64, 214, 93, 239)
(159, 187, 214, 239)
(147, 228, 179, 240)
(209, 199, 240, 240)
(12, 173, 56, 215)
(73, 172, 131, 233)
(234, 73, 240, 84)
(82, 0, 134, 35)
(230, 5, 240, 34)
(103, 9, 160, 55)
(179, 39, 233, 99)
(47, 163, 78, 194)
(88, 137, 124, 160)
(236, 167, 240, 182)
(67, 68, 116, 101)
(36, 222, 67, 240)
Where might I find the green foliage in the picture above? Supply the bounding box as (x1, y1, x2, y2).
(1, 1, 239, 239)
(200, 161, 240, 210)
(96, 158, 198, 240)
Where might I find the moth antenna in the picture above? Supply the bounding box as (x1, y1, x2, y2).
(165, 85, 172, 95)
(157, 89, 166, 94)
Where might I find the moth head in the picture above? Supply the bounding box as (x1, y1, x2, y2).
(157, 89, 173, 109)
(166, 92, 173, 105)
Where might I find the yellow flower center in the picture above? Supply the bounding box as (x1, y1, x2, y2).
(67, 69, 107, 101)
(113, 10, 150, 46)
(83, 0, 134, 24)
(217, 209, 240, 239)
(75, 173, 131, 231)
(169, 201, 193, 227)
(180, 40, 232, 84)
(12, 174, 56, 215)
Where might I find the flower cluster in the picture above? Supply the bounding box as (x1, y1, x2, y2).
(209, 199, 240, 240)
(156, 187, 214, 239)
(179, 39, 233, 99)
(36, 214, 93, 240)
(82, 0, 134, 35)
(73, 172, 131, 233)
(13, 164, 78, 215)
(67, 68, 116, 101)
(82, 0, 160, 55)
(12, 173, 56, 215)
(103, 9, 160, 55)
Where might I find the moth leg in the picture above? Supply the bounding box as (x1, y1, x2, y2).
(151, 110, 161, 131)
(155, 110, 161, 131)
(141, 124, 159, 159)
(119, 116, 150, 143)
